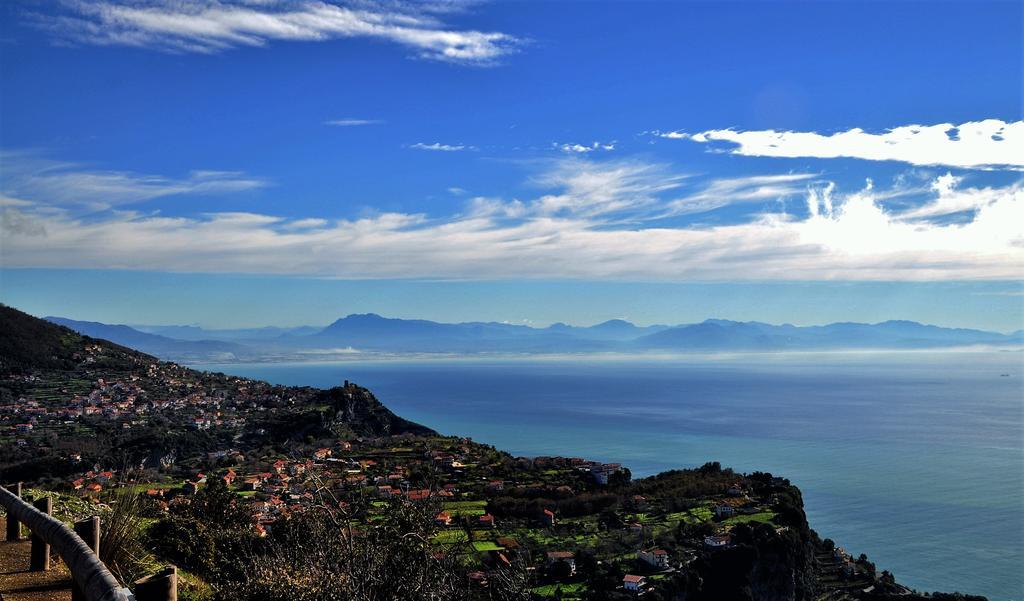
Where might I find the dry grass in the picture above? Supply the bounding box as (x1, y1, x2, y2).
(99, 479, 162, 587)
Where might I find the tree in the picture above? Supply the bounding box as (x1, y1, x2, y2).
(149, 477, 258, 582)
(222, 498, 529, 601)
(547, 559, 573, 583)
(698, 461, 721, 474)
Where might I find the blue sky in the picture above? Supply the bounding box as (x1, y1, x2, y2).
(1, 1, 1022, 330)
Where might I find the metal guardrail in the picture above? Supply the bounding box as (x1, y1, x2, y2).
(0, 484, 135, 601)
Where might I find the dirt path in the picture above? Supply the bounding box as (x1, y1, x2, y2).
(0, 517, 73, 601)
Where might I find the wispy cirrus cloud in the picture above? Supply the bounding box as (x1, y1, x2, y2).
(324, 118, 383, 127)
(409, 142, 470, 152)
(666, 173, 815, 216)
(526, 158, 687, 218)
(0, 151, 266, 211)
(660, 119, 1024, 170)
(35, 0, 522, 65)
(3, 157, 1021, 281)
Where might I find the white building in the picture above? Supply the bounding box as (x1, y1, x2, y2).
(638, 548, 670, 569)
(623, 574, 646, 592)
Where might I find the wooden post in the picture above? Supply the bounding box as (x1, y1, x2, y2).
(5, 482, 22, 541)
(0, 485, 128, 601)
(135, 565, 178, 601)
(71, 516, 101, 601)
(30, 495, 52, 571)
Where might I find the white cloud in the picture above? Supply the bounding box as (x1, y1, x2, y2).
(409, 142, 469, 152)
(528, 158, 687, 218)
(3, 160, 1021, 282)
(324, 118, 383, 126)
(790, 179, 1024, 279)
(663, 119, 1024, 170)
(897, 172, 1008, 219)
(0, 152, 266, 211)
(555, 141, 616, 154)
(666, 173, 815, 216)
(38, 0, 522, 65)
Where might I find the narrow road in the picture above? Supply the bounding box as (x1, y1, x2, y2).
(0, 517, 72, 601)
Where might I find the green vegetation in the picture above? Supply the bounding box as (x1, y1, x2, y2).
(433, 530, 470, 545)
(443, 500, 488, 516)
(723, 511, 777, 526)
(471, 540, 504, 552)
(531, 582, 587, 597)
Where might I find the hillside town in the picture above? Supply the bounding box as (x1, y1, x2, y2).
(1, 342, 303, 449)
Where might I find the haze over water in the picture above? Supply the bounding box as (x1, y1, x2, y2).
(196, 350, 1023, 601)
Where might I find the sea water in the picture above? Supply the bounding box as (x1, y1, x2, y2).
(194, 350, 1023, 600)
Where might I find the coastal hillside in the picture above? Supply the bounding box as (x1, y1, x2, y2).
(0, 305, 432, 482)
(0, 306, 986, 601)
(1, 305, 144, 371)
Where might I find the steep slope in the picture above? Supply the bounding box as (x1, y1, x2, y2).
(1, 305, 148, 371)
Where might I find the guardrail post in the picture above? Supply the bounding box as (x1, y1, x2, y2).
(5, 482, 23, 541)
(30, 495, 52, 571)
(0, 485, 130, 601)
(135, 565, 178, 601)
(71, 516, 101, 601)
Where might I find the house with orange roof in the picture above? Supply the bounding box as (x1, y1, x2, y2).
(623, 574, 646, 592)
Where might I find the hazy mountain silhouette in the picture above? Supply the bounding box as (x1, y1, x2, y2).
(46, 313, 1022, 361)
(44, 317, 247, 360)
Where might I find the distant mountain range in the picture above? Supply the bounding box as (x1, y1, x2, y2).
(44, 317, 248, 361)
(131, 324, 322, 341)
(45, 313, 1023, 363)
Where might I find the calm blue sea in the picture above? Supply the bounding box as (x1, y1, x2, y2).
(195, 351, 1023, 600)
